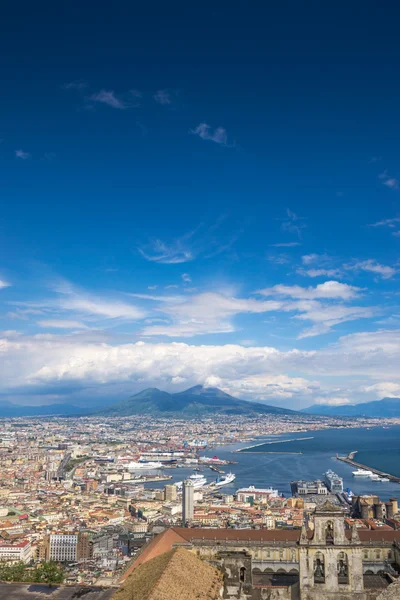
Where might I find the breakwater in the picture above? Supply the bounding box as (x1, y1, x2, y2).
(237, 436, 313, 452)
(336, 451, 400, 483)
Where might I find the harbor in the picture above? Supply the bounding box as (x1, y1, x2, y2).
(336, 451, 400, 483)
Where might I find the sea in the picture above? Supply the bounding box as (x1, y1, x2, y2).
(147, 425, 400, 501)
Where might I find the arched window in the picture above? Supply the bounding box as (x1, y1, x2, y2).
(314, 552, 325, 584)
(240, 567, 246, 583)
(337, 552, 348, 584)
(325, 521, 334, 544)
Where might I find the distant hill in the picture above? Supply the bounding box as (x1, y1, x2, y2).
(0, 402, 87, 418)
(301, 397, 400, 418)
(97, 385, 297, 417)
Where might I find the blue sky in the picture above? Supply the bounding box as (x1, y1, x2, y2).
(1, 2, 400, 408)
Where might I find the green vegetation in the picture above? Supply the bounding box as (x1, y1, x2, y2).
(0, 560, 64, 585)
(66, 455, 90, 471)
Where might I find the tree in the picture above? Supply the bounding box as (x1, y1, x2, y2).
(34, 561, 64, 587)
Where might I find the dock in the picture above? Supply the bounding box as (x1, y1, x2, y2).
(209, 465, 225, 474)
(336, 451, 400, 483)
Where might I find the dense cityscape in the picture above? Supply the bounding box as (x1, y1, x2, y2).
(0, 413, 399, 598)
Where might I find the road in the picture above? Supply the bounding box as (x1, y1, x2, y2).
(0, 583, 115, 599)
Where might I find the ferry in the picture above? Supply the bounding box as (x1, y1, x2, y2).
(128, 461, 163, 471)
(175, 473, 207, 490)
(352, 469, 373, 477)
(342, 488, 354, 503)
(214, 472, 236, 487)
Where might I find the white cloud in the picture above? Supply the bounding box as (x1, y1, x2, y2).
(90, 90, 126, 109)
(345, 259, 396, 279)
(181, 273, 192, 283)
(269, 242, 301, 248)
(62, 80, 88, 90)
(191, 123, 228, 145)
(138, 239, 194, 264)
(314, 396, 351, 406)
(279, 208, 307, 239)
(154, 90, 173, 105)
(257, 281, 362, 301)
(297, 268, 343, 278)
(10, 281, 145, 323)
(0, 279, 10, 289)
(362, 381, 400, 398)
(15, 150, 31, 160)
(1, 329, 399, 406)
(37, 320, 89, 329)
(379, 171, 399, 189)
(142, 292, 283, 337)
(301, 254, 320, 265)
(369, 217, 400, 228)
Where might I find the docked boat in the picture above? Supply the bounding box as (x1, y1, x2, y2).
(352, 469, 373, 477)
(128, 461, 163, 471)
(176, 473, 208, 490)
(324, 469, 344, 492)
(214, 472, 236, 487)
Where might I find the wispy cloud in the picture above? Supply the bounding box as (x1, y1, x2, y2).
(269, 242, 301, 248)
(15, 150, 31, 160)
(138, 238, 194, 264)
(154, 90, 173, 105)
(138, 219, 241, 265)
(379, 170, 399, 190)
(11, 280, 145, 324)
(90, 90, 127, 109)
(190, 123, 229, 146)
(62, 80, 88, 90)
(37, 320, 89, 329)
(345, 259, 396, 279)
(257, 281, 362, 301)
(0, 279, 11, 289)
(369, 216, 400, 237)
(298, 268, 343, 278)
(182, 273, 192, 283)
(279, 208, 307, 239)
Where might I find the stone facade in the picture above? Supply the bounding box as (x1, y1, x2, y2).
(181, 501, 399, 599)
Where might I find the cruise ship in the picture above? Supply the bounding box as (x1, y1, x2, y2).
(127, 461, 163, 471)
(214, 472, 236, 487)
(175, 473, 207, 489)
(324, 469, 344, 493)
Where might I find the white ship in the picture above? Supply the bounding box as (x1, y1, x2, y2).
(352, 469, 373, 477)
(176, 473, 207, 490)
(324, 469, 344, 493)
(214, 472, 236, 487)
(128, 461, 163, 471)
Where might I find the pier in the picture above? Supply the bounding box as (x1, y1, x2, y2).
(336, 451, 400, 483)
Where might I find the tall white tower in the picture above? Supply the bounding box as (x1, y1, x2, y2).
(182, 479, 194, 525)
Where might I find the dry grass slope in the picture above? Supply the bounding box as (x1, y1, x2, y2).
(114, 547, 222, 600)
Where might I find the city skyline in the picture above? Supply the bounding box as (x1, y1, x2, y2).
(1, 4, 400, 408)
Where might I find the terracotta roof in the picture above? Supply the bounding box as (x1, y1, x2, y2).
(120, 528, 188, 581)
(114, 547, 222, 600)
(175, 527, 301, 543)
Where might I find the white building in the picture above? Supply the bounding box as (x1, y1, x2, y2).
(0, 540, 32, 563)
(236, 486, 279, 503)
(49, 534, 78, 562)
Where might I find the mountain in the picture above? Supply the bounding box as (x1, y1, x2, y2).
(97, 385, 298, 417)
(0, 402, 87, 418)
(301, 397, 400, 418)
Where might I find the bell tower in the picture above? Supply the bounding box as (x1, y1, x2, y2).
(299, 500, 365, 600)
